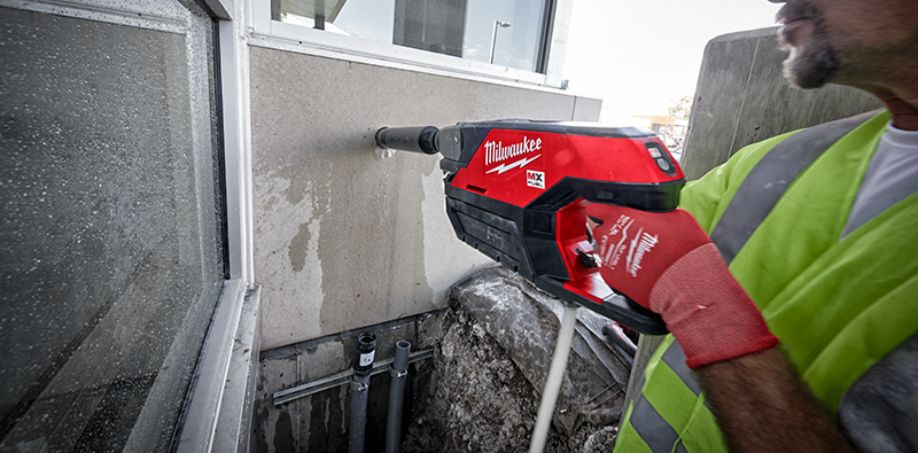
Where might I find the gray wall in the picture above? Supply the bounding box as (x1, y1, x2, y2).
(680, 27, 883, 180)
(249, 47, 601, 350)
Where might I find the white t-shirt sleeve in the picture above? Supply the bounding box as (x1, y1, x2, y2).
(842, 122, 918, 239)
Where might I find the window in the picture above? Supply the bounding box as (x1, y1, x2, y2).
(0, 1, 227, 451)
(275, 0, 551, 72)
(258, 0, 566, 85)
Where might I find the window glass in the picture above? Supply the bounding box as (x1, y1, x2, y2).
(0, 0, 225, 451)
(276, 0, 551, 73)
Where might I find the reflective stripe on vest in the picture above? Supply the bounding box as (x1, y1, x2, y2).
(627, 338, 709, 452)
(617, 111, 885, 453)
(710, 110, 879, 265)
(622, 338, 717, 453)
(629, 390, 679, 451)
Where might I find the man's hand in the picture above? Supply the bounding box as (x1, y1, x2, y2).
(585, 203, 778, 368)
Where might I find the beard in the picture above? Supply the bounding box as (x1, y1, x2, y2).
(779, 35, 842, 89)
(776, 6, 843, 89)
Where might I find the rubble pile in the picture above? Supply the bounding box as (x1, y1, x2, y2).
(402, 266, 631, 453)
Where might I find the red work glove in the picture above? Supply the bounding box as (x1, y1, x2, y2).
(585, 203, 778, 368)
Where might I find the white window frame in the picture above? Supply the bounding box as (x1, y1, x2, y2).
(247, 0, 573, 88)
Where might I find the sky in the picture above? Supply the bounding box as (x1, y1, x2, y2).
(561, 0, 783, 125)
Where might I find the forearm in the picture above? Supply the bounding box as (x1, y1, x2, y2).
(695, 348, 856, 453)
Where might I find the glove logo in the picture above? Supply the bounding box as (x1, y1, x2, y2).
(600, 215, 633, 270)
(627, 229, 658, 277)
(599, 214, 658, 277)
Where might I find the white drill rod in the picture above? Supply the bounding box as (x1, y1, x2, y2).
(529, 303, 579, 453)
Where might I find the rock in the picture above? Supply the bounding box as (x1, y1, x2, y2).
(582, 426, 619, 453)
(402, 266, 630, 452)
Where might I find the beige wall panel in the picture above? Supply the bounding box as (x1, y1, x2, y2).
(250, 47, 597, 349)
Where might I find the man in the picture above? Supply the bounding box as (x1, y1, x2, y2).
(588, 0, 918, 451)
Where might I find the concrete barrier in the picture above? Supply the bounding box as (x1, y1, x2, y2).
(680, 27, 882, 180)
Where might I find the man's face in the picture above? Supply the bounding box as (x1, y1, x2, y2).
(775, 0, 918, 89)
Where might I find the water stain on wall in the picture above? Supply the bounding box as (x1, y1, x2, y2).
(289, 222, 310, 273)
(273, 410, 295, 452)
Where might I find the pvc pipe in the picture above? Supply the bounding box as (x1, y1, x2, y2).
(350, 333, 376, 453)
(349, 374, 370, 453)
(386, 340, 412, 453)
(528, 303, 579, 453)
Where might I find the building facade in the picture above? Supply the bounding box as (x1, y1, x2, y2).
(0, 0, 599, 451)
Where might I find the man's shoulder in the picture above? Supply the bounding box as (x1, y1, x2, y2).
(680, 109, 889, 231)
(731, 109, 888, 172)
(692, 109, 890, 191)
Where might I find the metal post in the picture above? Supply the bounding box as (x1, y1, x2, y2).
(386, 340, 411, 453)
(489, 20, 511, 64)
(349, 333, 376, 453)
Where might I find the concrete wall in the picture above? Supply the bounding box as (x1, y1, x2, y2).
(250, 47, 601, 350)
(680, 27, 883, 180)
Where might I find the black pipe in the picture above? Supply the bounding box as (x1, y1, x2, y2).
(602, 323, 636, 369)
(386, 340, 411, 453)
(349, 333, 376, 453)
(375, 126, 440, 155)
(354, 332, 377, 377)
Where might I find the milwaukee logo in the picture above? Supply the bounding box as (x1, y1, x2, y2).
(487, 155, 541, 174)
(484, 136, 542, 166)
(626, 229, 658, 277)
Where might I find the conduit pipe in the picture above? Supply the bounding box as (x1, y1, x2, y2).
(529, 303, 579, 453)
(349, 332, 376, 453)
(386, 340, 411, 453)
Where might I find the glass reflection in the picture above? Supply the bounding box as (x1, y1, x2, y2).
(277, 0, 550, 73)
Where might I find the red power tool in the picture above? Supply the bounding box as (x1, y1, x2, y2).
(375, 120, 684, 334)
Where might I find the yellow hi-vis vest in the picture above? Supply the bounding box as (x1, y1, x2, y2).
(614, 110, 918, 453)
